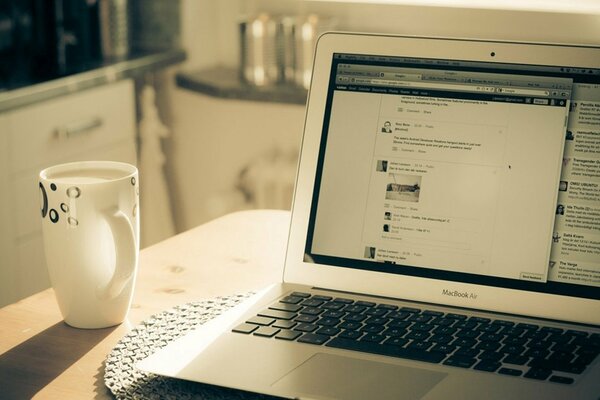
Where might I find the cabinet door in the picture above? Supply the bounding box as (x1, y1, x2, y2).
(8, 79, 136, 174)
(0, 115, 18, 306)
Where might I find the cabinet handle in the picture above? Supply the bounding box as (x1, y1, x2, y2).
(54, 117, 103, 141)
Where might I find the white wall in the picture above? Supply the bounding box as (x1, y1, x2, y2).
(167, 0, 600, 231)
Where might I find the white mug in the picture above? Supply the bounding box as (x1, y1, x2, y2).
(39, 161, 139, 329)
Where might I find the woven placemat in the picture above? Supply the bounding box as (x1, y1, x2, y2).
(104, 293, 280, 399)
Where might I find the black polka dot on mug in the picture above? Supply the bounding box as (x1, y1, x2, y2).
(49, 209, 59, 223)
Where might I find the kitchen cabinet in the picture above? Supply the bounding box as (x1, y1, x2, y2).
(0, 79, 137, 307)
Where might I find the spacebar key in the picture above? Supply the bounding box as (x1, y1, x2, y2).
(325, 338, 445, 364)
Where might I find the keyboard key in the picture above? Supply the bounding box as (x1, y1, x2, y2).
(326, 338, 446, 363)
(232, 323, 259, 334)
(377, 303, 398, 311)
(388, 311, 411, 320)
(517, 323, 539, 330)
(430, 334, 454, 344)
(388, 320, 411, 329)
(455, 348, 480, 358)
(474, 360, 501, 372)
(253, 326, 280, 337)
(456, 329, 480, 339)
(361, 334, 386, 343)
(503, 336, 527, 346)
(313, 295, 333, 301)
(356, 300, 376, 307)
(316, 326, 341, 336)
(409, 314, 433, 323)
(365, 308, 389, 317)
(246, 316, 275, 326)
(362, 324, 386, 334)
(453, 338, 476, 348)
(434, 326, 458, 335)
(275, 330, 302, 341)
(503, 355, 528, 365)
(344, 313, 368, 322)
(408, 341, 433, 351)
(258, 309, 296, 320)
(479, 333, 503, 342)
(302, 299, 325, 307)
(339, 330, 363, 340)
(365, 317, 390, 325)
(382, 328, 408, 337)
(502, 327, 525, 337)
(299, 307, 324, 316)
(432, 317, 456, 327)
(446, 313, 468, 320)
(273, 320, 297, 329)
(476, 341, 501, 351)
(549, 376, 574, 385)
(423, 310, 444, 317)
(333, 297, 354, 304)
(295, 323, 318, 333)
(322, 310, 345, 319)
(478, 351, 504, 361)
(529, 358, 587, 375)
(541, 327, 563, 334)
(322, 302, 345, 311)
(406, 331, 431, 341)
(339, 321, 362, 330)
(411, 323, 435, 332)
(317, 317, 341, 327)
(431, 344, 456, 355)
(269, 302, 302, 312)
(498, 367, 522, 377)
(492, 320, 515, 327)
(280, 295, 304, 304)
(384, 337, 409, 347)
(400, 307, 421, 313)
(290, 291, 311, 298)
(500, 344, 526, 355)
(444, 355, 477, 368)
(298, 333, 330, 345)
(524, 367, 552, 381)
(345, 305, 368, 313)
(295, 314, 318, 323)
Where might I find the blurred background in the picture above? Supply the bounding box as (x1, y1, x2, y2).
(1, 0, 599, 306)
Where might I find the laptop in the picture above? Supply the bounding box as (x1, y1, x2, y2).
(139, 33, 600, 399)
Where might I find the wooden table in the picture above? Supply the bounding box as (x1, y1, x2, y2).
(0, 210, 290, 399)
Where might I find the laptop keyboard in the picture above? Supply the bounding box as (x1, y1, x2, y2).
(232, 292, 599, 385)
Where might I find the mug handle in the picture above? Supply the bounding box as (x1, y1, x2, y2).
(99, 207, 137, 299)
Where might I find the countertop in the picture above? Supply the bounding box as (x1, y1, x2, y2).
(0, 49, 186, 113)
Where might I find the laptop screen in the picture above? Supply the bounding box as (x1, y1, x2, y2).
(304, 52, 600, 300)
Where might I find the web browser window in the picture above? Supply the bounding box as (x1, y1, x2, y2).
(305, 53, 599, 299)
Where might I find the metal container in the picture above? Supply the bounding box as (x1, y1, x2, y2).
(293, 14, 336, 89)
(277, 16, 296, 84)
(99, 0, 129, 59)
(239, 13, 279, 86)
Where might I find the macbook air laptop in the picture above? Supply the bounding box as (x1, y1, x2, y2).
(139, 33, 600, 399)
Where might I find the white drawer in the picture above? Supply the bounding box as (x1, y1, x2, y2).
(7, 79, 135, 174)
(12, 139, 137, 239)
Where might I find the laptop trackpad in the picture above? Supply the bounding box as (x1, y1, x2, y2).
(272, 353, 446, 400)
